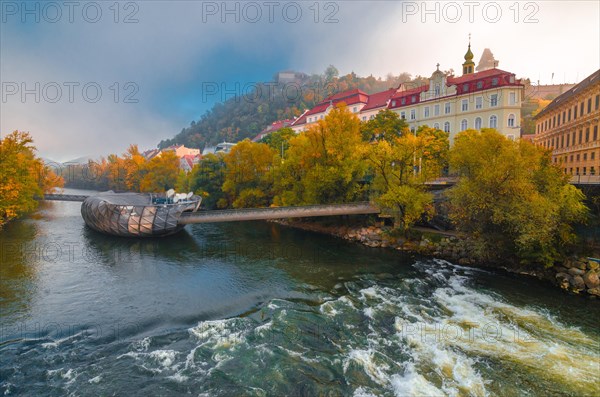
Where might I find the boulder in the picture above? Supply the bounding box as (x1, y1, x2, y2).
(575, 261, 588, 270)
(567, 268, 585, 277)
(588, 261, 599, 271)
(583, 271, 599, 289)
(570, 276, 586, 290)
(587, 288, 600, 297)
(555, 272, 570, 281)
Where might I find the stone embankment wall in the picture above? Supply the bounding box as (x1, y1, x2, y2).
(277, 220, 600, 298)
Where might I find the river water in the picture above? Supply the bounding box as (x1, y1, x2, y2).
(1, 191, 599, 396)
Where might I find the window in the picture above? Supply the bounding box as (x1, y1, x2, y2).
(508, 114, 515, 127)
(583, 167, 587, 175)
(435, 104, 440, 116)
(461, 99, 468, 112)
(562, 111, 566, 124)
(592, 167, 596, 175)
(410, 109, 416, 120)
(435, 84, 440, 96)
(580, 102, 584, 116)
(444, 122, 450, 133)
(596, 94, 599, 110)
(444, 103, 450, 114)
(475, 117, 482, 130)
(509, 92, 516, 105)
(353, 107, 357, 113)
(584, 153, 587, 161)
(579, 130, 583, 143)
(476, 81, 483, 89)
(594, 126, 598, 141)
(362, 116, 366, 121)
(460, 119, 468, 131)
(592, 152, 596, 160)
(320, 115, 324, 119)
(401, 98, 406, 105)
(568, 109, 571, 121)
(411, 96, 416, 103)
(588, 98, 592, 113)
(463, 83, 469, 91)
(567, 134, 570, 147)
(490, 94, 498, 107)
(434, 123, 440, 129)
(490, 115, 498, 129)
(492, 78, 498, 86)
(586, 128, 590, 142)
(370, 115, 375, 120)
(391, 100, 396, 107)
(400, 111, 406, 119)
(574, 105, 578, 119)
(475, 97, 483, 109)
(424, 107, 430, 118)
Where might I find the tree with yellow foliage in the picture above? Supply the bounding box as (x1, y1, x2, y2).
(274, 105, 367, 206)
(0, 131, 64, 228)
(222, 140, 278, 208)
(447, 128, 588, 265)
(139, 150, 180, 192)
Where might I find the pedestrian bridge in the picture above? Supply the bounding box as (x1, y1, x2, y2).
(43, 194, 380, 223)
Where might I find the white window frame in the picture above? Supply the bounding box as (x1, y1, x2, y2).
(475, 97, 483, 109)
(461, 99, 468, 112)
(490, 115, 498, 129)
(475, 117, 482, 130)
(461, 119, 468, 131)
(490, 94, 498, 107)
(444, 103, 450, 114)
(434, 104, 440, 116)
(508, 114, 515, 127)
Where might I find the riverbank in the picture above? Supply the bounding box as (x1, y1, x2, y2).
(274, 218, 600, 299)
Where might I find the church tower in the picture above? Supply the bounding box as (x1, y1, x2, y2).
(462, 36, 475, 75)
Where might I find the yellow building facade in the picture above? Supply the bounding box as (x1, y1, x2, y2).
(534, 70, 600, 177)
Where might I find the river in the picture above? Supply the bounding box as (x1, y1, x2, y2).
(1, 190, 599, 396)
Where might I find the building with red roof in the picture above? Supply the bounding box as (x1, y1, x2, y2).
(290, 42, 525, 143)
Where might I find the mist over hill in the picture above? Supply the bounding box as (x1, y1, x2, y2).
(158, 67, 429, 150)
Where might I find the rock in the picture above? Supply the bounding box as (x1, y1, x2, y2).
(555, 272, 570, 281)
(589, 261, 599, 271)
(583, 271, 599, 289)
(575, 261, 588, 270)
(587, 288, 600, 297)
(570, 276, 586, 290)
(554, 266, 568, 274)
(567, 268, 585, 276)
(563, 259, 575, 268)
(458, 258, 470, 265)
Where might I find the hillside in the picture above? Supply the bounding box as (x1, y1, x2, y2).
(158, 67, 428, 150)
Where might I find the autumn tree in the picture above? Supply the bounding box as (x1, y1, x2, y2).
(0, 131, 64, 227)
(260, 127, 296, 156)
(447, 129, 588, 265)
(222, 140, 278, 208)
(123, 144, 146, 191)
(274, 105, 367, 206)
(184, 153, 227, 209)
(363, 125, 449, 232)
(139, 151, 180, 192)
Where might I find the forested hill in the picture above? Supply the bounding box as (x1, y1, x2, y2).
(158, 66, 429, 150)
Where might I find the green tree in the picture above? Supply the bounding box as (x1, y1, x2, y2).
(447, 129, 588, 265)
(362, 126, 448, 232)
(360, 109, 408, 142)
(186, 153, 227, 209)
(0, 131, 64, 227)
(260, 127, 296, 157)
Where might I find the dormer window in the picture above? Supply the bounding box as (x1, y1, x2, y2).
(392, 100, 396, 107)
(492, 78, 499, 86)
(411, 96, 416, 103)
(476, 81, 483, 89)
(435, 84, 440, 96)
(463, 84, 469, 91)
(401, 98, 406, 105)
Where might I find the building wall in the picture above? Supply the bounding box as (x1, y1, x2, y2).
(392, 86, 523, 142)
(534, 80, 600, 176)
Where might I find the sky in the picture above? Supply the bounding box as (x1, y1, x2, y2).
(1, 0, 599, 162)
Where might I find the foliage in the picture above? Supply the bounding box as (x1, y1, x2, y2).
(447, 129, 589, 265)
(222, 140, 278, 208)
(274, 105, 367, 206)
(184, 153, 227, 209)
(139, 151, 180, 192)
(0, 131, 64, 227)
(362, 125, 448, 232)
(360, 109, 408, 142)
(259, 127, 296, 156)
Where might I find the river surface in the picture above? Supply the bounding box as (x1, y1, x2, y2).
(1, 190, 599, 396)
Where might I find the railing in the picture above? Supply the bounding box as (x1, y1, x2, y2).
(570, 175, 600, 185)
(42, 194, 90, 202)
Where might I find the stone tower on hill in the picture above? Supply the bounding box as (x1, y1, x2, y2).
(476, 48, 499, 72)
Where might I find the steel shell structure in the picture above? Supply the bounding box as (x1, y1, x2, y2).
(81, 192, 201, 237)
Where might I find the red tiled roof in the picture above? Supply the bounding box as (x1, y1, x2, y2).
(361, 88, 397, 111)
(291, 109, 309, 127)
(446, 68, 513, 85)
(305, 89, 369, 117)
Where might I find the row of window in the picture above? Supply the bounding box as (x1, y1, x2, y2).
(564, 166, 597, 176)
(394, 92, 516, 119)
(556, 151, 598, 163)
(537, 94, 600, 134)
(541, 126, 599, 149)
